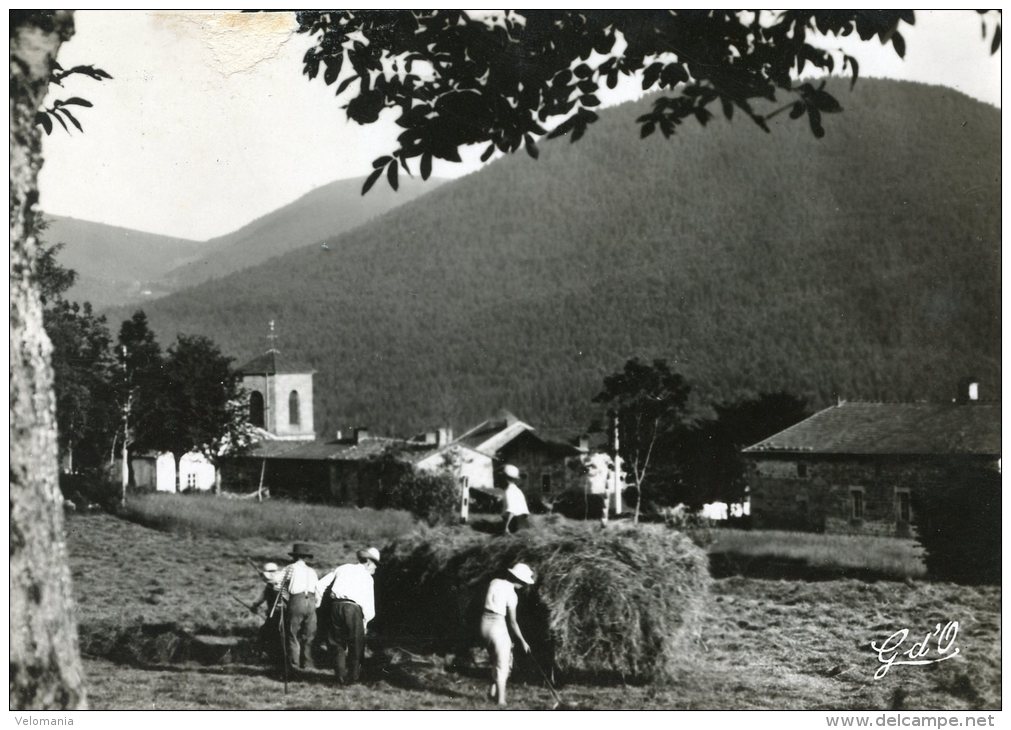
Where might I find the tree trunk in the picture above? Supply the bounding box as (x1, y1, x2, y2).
(10, 10, 88, 709)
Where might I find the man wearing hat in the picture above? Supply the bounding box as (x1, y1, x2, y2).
(315, 547, 380, 685)
(251, 562, 284, 663)
(500, 464, 530, 534)
(279, 543, 319, 672)
(480, 562, 535, 706)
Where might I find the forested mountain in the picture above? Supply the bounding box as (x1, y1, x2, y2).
(42, 215, 203, 308)
(46, 177, 443, 308)
(107, 79, 1000, 439)
(158, 176, 444, 289)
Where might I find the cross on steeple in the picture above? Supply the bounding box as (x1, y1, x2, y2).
(266, 319, 279, 353)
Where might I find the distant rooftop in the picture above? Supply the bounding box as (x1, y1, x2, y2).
(743, 401, 1001, 456)
(236, 350, 314, 375)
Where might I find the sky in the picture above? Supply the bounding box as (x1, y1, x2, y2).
(38, 10, 1002, 241)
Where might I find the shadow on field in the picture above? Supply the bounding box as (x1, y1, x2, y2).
(707, 553, 907, 583)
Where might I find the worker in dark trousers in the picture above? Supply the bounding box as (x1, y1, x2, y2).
(316, 547, 379, 685)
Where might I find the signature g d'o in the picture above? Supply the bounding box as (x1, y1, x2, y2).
(870, 621, 960, 679)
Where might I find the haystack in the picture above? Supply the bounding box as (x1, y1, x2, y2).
(376, 518, 711, 684)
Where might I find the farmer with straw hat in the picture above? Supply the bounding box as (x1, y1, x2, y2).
(279, 542, 319, 673)
(315, 546, 381, 685)
(251, 562, 284, 662)
(481, 562, 535, 706)
(501, 464, 530, 534)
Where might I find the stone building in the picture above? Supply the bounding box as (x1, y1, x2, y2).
(237, 349, 315, 441)
(743, 391, 1000, 536)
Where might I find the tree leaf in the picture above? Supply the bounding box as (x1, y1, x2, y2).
(60, 107, 83, 132)
(891, 31, 906, 58)
(387, 160, 399, 191)
(421, 152, 432, 180)
(524, 134, 539, 159)
(336, 74, 359, 95)
(324, 56, 342, 85)
(581, 94, 600, 107)
(362, 166, 383, 195)
(60, 97, 93, 108)
(36, 112, 53, 135)
(480, 143, 496, 161)
(992, 24, 1002, 55)
(845, 55, 860, 89)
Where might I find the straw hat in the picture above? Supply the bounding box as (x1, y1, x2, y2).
(289, 543, 314, 559)
(503, 464, 520, 480)
(357, 547, 381, 564)
(508, 563, 535, 585)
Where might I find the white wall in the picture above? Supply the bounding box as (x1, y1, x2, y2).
(417, 445, 494, 489)
(154, 451, 217, 492)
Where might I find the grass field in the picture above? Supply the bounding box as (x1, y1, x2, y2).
(65, 509, 1000, 710)
(122, 492, 417, 543)
(706, 528, 927, 581)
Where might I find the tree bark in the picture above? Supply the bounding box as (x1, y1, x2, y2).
(10, 10, 88, 710)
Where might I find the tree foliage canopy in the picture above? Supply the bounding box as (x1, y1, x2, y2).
(296, 9, 999, 193)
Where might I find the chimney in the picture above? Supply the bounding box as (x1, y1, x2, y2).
(422, 431, 437, 445)
(578, 434, 590, 452)
(355, 427, 371, 444)
(956, 377, 980, 404)
(336, 429, 343, 441)
(437, 427, 453, 448)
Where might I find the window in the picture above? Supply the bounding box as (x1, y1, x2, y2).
(249, 391, 264, 428)
(186, 473, 197, 489)
(850, 488, 865, 520)
(895, 489, 912, 523)
(796, 494, 809, 516)
(541, 474, 552, 494)
(288, 390, 300, 426)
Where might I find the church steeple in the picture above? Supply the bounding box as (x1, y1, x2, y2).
(266, 319, 279, 354)
(237, 320, 316, 441)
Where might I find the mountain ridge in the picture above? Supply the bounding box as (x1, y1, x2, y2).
(100, 78, 1000, 437)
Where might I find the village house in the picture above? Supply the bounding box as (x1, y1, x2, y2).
(216, 337, 624, 512)
(742, 382, 1000, 536)
(456, 410, 624, 513)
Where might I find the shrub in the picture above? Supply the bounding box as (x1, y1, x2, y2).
(60, 469, 120, 512)
(378, 470, 460, 525)
(549, 488, 606, 521)
(376, 518, 711, 684)
(912, 465, 1000, 584)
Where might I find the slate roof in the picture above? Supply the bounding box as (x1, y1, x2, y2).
(456, 409, 535, 452)
(236, 350, 314, 375)
(743, 402, 1001, 456)
(242, 436, 402, 461)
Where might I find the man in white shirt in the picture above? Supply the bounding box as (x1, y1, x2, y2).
(279, 542, 319, 672)
(501, 464, 530, 534)
(315, 547, 380, 685)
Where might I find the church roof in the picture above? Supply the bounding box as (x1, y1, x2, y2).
(236, 350, 314, 375)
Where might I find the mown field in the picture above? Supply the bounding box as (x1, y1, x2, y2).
(64, 505, 1000, 710)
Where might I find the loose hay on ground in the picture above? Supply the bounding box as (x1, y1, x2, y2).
(376, 519, 711, 684)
